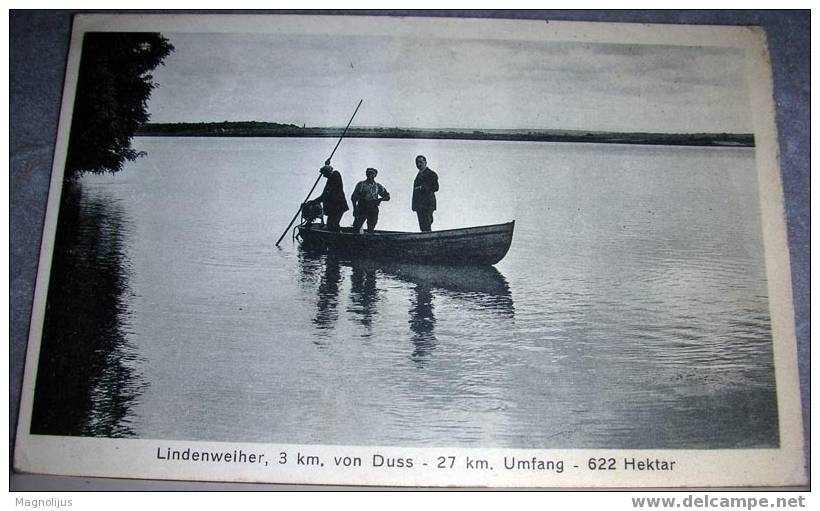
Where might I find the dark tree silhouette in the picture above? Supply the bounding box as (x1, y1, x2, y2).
(65, 32, 174, 178)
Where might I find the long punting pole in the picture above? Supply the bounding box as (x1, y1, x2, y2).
(275, 99, 364, 247)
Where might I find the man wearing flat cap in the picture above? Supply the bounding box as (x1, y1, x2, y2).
(306, 160, 349, 232)
(351, 167, 391, 232)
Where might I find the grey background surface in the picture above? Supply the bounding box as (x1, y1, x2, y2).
(9, 10, 809, 490)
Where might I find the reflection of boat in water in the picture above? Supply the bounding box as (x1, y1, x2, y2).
(296, 221, 514, 266)
(349, 258, 512, 303)
(299, 252, 514, 326)
(299, 252, 514, 366)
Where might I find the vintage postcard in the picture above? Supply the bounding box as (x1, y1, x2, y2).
(14, 14, 806, 488)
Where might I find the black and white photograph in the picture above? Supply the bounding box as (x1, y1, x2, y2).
(12, 13, 807, 488)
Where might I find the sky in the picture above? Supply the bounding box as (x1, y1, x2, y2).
(146, 31, 753, 134)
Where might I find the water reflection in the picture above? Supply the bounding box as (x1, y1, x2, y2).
(31, 181, 144, 437)
(409, 283, 436, 367)
(299, 251, 514, 366)
(312, 255, 343, 334)
(347, 263, 381, 332)
(376, 262, 514, 318)
(374, 262, 514, 368)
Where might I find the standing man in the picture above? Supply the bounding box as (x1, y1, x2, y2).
(411, 155, 439, 232)
(351, 167, 390, 232)
(307, 160, 349, 231)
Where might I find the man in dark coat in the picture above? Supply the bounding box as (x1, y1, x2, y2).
(411, 155, 439, 232)
(308, 161, 349, 231)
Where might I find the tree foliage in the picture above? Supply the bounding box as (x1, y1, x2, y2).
(65, 32, 174, 179)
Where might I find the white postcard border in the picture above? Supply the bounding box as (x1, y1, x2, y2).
(13, 13, 807, 488)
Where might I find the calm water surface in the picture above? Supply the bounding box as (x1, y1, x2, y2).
(37, 137, 777, 448)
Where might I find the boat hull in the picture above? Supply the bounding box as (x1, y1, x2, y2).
(296, 221, 514, 266)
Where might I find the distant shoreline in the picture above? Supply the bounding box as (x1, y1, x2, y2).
(136, 122, 755, 148)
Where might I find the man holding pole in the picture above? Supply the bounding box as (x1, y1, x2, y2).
(306, 160, 349, 232)
(275, 99, 363, 246)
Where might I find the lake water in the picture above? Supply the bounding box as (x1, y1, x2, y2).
(33, 136, 778, 448)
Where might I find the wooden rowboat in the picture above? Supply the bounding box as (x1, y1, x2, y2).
(296, 221, 515, 266)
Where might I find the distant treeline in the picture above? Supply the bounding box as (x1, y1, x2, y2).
(137, 122, 755, 147)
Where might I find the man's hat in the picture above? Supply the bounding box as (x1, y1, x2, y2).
(366, 167, 378, 176)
